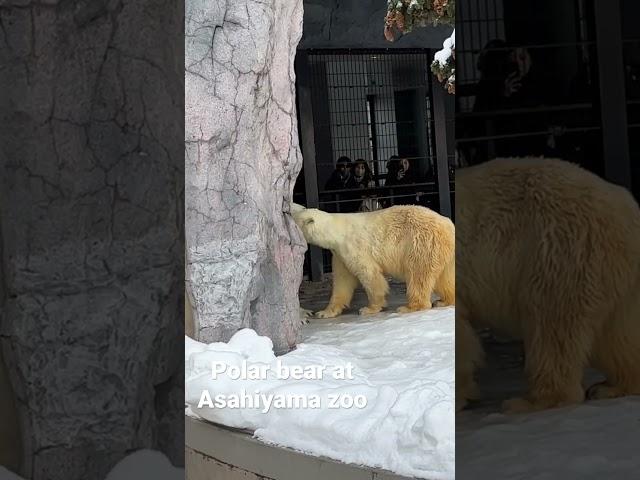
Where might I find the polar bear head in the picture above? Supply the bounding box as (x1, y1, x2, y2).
(291, 202, 306, 215)
(291, 206, 335, 250)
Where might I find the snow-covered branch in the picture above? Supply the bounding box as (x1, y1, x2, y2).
(431, 29, 455, 94)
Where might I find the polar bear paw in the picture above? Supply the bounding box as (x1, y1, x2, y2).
(502, 397, 536, 414)
(586, 382, 625, 400)
(315, 308, 341, 319)
(503, 392, 584, 413)
(299, 308, 314, 324)
(397, 304, 430, 314)
(359, 305, 382, 315)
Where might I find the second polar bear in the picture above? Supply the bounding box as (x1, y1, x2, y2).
(456, 157, 640, 413)
(292, 203, 455, 317)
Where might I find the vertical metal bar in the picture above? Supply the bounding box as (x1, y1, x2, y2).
(336, 53, 345, 213)
(431, 60, 453, 218)
(295, 51, 324, 282)
(594, 0, 631, 188)
(368, 94, 380, 183)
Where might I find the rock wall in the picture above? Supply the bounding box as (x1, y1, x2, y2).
(185, 0, 306, 354)
(0, 1, 183, 478)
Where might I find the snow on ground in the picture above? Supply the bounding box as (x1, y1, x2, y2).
(457, 332, 640, 479)
(185, 307, 455, 480)
(457, 397, 640, 480)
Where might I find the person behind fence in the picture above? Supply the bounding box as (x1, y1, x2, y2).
(384, 156, 424, 206)
(385, 155, 401, 185)
(381, 155, 401, 207)
(324, 156, 354, 191)
(350, 159, 381, 211)
(466, 39, 549, 165)
(352, 159, 374, 188)
(386, 156, 418, 186)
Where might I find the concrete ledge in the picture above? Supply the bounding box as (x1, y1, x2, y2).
(185, 415, 414, 480)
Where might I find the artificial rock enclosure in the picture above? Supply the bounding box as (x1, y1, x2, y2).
(185, 0, 307, 353)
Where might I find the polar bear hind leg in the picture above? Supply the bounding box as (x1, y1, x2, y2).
(434, 256, 455, 307)
(502, 302, 596, 413)
(398, 234, 452, 313)
(397, 268, 436, 314)
(587, 300, 640, 400)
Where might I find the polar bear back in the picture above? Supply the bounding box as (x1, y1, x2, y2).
(457, 157, 640, 336)
(328, 205, 455, 281)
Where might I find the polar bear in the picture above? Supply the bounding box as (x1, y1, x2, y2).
(292, 203, 455, 317)
(456, 157, 640, 413)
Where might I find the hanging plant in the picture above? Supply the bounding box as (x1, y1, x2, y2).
(384, 1, 455, 94)
(384, 0, 455, 41)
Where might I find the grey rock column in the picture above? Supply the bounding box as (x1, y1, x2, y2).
(185, 0, 306, 353)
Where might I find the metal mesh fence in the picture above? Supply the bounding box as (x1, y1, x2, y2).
(303, 50, 441, 213)
(455, 0, 610, 177)
(294, 48, 454, 275)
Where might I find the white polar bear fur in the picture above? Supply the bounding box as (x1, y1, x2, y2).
(456, 157, 640, 413)
(292, 203, 455, 317)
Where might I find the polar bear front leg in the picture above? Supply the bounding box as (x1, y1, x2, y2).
(587, 304, 640, 401)
(353, 264, 389, 315)
(315, 253, 359, 319)
(456, 309, 485, 411)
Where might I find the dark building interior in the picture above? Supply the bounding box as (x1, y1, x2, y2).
(456, 0, 639, 200)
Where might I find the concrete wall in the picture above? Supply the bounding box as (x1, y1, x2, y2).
(300, 0, 452, 49)
(185, 416, 411, 480)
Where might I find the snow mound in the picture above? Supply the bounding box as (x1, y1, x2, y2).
(185, 308, 455, 480)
